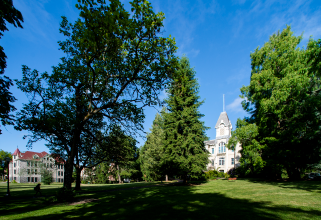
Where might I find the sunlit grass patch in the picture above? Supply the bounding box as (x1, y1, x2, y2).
(0, 179, 321, 220)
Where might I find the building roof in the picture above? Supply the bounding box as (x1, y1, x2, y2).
(12, 148, 21, 156)
(204, 140, 216, 145)
(19, 151, 48, 160)
(215, 112, 231, 129)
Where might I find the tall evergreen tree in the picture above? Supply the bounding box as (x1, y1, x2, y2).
(163, 56, 209, 183)
(140, 111, 165, 181)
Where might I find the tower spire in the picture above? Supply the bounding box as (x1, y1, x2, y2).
(223, 94, 225, 112)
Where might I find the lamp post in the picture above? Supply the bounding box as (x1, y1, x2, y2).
(5, 157, 10, 197)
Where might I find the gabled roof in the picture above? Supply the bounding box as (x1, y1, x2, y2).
(215, 112, 231, 129)
(19, 151, 48, 160)
(12, 148, 21, 156)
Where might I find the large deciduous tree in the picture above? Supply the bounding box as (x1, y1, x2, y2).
(15, 0, 177, 189)
(163, 56, 209, 183)
(239, 26, 321, 179)
(0, 0, 23, 134)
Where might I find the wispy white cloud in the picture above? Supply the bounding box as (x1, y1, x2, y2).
(229, 0, 321, 44)
(151, 0, 219, 57)
(14, 0, 59, 48)
(226, 67, 250, 84)
(226, 97, 245, 113)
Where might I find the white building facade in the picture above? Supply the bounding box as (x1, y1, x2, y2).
(205, 111, 241, 173)
(9, 148, 65, 183)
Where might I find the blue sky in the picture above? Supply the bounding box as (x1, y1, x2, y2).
(1, 0, 321, 154)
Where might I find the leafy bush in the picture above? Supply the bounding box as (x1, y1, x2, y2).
(55, 187, 75, 202)
(81, 180, 87, 184)
(204, 169, 220, 180)
(227, 168, 240, 178)
(224, 173, 230, 178)
(41, 169, 53, 185)
(11, 179, 17, 183)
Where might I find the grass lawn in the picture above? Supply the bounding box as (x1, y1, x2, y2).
(1, 179, 321, 219)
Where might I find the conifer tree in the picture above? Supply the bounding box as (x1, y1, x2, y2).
(140, 111, 165, 181)
(163, 56, 209, 183)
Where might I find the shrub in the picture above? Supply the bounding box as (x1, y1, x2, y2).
(224, 173, 230, 178)
(11, 179, 17, 183)
(81, 180, 87, 184)
(41, 169, 53, 185)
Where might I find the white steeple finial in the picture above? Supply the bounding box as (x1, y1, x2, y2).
(223, 94, 225, 112)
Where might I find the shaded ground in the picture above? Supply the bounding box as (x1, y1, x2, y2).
(1, 179, 321, 220)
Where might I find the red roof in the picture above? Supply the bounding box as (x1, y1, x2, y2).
(19, 151, 48, 160)
(50, 153, 65, 164)
(12, 148, 21, 156)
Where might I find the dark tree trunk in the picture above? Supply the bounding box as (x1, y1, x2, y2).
(64, 127, 80, 189)
(64, 157, 74, 189)
(117, 164, 121, 184)
(74, 166, 82, 191)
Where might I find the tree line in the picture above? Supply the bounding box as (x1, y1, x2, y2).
(2, 0, 321, 188)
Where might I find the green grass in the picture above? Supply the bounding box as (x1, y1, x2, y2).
(1, 179, 321, 219)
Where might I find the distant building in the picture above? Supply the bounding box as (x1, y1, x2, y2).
(205, 111, 242, 173)
(9, 148, 65, 183)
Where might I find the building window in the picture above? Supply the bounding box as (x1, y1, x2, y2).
(219, 142, 226, 153)
(28, 177, 30, 182)
(14, 177, 16, 180)
(35, 177, 38, 182)
(35, 169, 37, 175)
(31, 177, 34, 182)
(35, 162, 37, 167)
(219, 157, 225, 166)
(211, 159, 214, 166)
(14, 169, 16, 174)
(58, 178, 60, 182)
(212, 148, 214, 154)
(58, 171, 60, 176)
(14, 163, 16, 167)
(231, 158, 234, 165)
(61, 172, 63, 176)
(61, 165, 63, 169)
(50, 163, 52, 168)
(27, 169, 30, 174)
(27, 161, 30, 166)
(31, 161, 33, 167)
(61, 178, 63, 182)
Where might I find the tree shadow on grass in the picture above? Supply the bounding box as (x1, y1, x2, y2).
(1, 182, 321, 220)
(246, 178, 321, 193)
